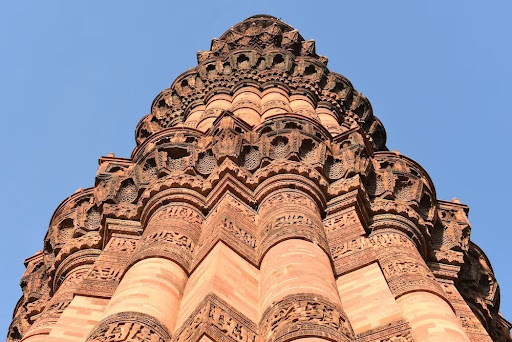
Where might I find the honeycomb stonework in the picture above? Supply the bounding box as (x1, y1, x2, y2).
(7, 15, 511, 342)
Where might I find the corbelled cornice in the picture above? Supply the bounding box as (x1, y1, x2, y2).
(135, 15, 387, 151)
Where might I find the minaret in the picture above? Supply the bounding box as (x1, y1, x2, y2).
(8, 15, 511, 342)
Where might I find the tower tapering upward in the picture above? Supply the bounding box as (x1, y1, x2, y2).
(8, 15, 511, 342)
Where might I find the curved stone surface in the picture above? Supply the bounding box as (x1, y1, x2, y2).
(7, 15, 510, 342)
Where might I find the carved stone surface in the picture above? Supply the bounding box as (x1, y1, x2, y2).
(260, 294, 353, 341)
(173, 294, 257, 342)
(86, 312, 171, 342)
(21, 264, 91, 340)
(7, 14, 511, 342)
(77, 222, 141, 299)
(456, 243, 511, 341)
(355, 320, 412, 342)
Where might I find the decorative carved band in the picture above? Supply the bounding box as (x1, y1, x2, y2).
(86, 312, 170, 342)
(53, 249, 100, 292)
(126, 204, 203, 273)
(128, 241, 193, 274)
(258, 189, 319, 214)
(193, 215, 259, 269)
(332, 232, 414, 261)
(330, 231, 415, 276)
(88, 265, 123, 282)
(257, 190, 329, 261)
(370, 214, 426, 255)
(387, 274, 445, 299)
(142, 231, 195, 252)
(258, 211, 330, 261)
(23, 297, 72, 339)
(369, 231, 447, 300)
(76, 235, 139, 299)
(148, 204, 203, 228)
(173, 294, 257, 342)
(355, 320, 412, 342)
(369, 209, 429, 256)
(324, 207, 363, 236)
(78, 263, 126, 298)
(222, 217, 257, 249)
(260, 293, 353, 342)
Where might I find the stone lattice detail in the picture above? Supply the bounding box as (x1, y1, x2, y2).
(136, 16, 386, 149)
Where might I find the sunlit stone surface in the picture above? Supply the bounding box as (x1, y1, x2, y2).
(8, 15, 511, 342)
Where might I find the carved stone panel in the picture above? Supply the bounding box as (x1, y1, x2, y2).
(260, 293, 353, 342)
(86, 312, 171, 342)
(174, 294, 257, 342)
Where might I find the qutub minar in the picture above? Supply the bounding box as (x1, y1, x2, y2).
(7, 15, 511, 342)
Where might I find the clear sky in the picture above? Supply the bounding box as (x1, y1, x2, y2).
(1, 0, 511, 337)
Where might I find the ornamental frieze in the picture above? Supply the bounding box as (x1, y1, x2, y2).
(260, 293, 353, 342)
(173, 294, 257, 342)
(355, 320, 412, 342)
(86, 312, 170, 342)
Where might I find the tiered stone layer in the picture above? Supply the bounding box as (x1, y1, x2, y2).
(8, 15, 510, 342)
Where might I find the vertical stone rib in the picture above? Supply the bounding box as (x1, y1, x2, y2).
(260, 87, 291, 120)
(231, 85, 261, 126)
(85, 203, 203, 341)
(19, 336, 47, 342)
(257, 184, 353, 341)
(370, 217, 470, 342)
(99, 258, 186, 333)
(397, 292, 470, 342)
(21, 264, 92, 342)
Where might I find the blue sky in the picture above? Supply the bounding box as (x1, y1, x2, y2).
(1, 1, 511, 336)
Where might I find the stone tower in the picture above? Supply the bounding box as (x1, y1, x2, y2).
(7, 15, 511, 342)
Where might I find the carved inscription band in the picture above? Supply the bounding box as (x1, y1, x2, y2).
(260, 293, 353, 342)
(86, 312, 171, 342)
(173, 294, 257, 342)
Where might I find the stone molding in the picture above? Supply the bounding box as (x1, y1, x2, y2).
(86, 312, 171, 342)
(260, 293, 353, 341)
(173, 294, 257, 342)
(355, 320, 412, 342)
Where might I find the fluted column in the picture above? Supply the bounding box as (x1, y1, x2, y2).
(86, 203, 203, 341)
(260, 86, 291, 121)
(257, 181, 352, 342)
(316, 103, 342, 135)
(231, 85, 261, 126)
(371, 215, 470, 342)
(289, 93, 317, 120)
(197, 92, 231, 131)
(184, 102, 206, 129)
(21, 262, 93, 342)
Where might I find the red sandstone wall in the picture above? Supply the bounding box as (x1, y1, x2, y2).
(8, 15, 510, 342)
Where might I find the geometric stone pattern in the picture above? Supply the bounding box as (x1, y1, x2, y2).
(7, 14, 511, 342)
